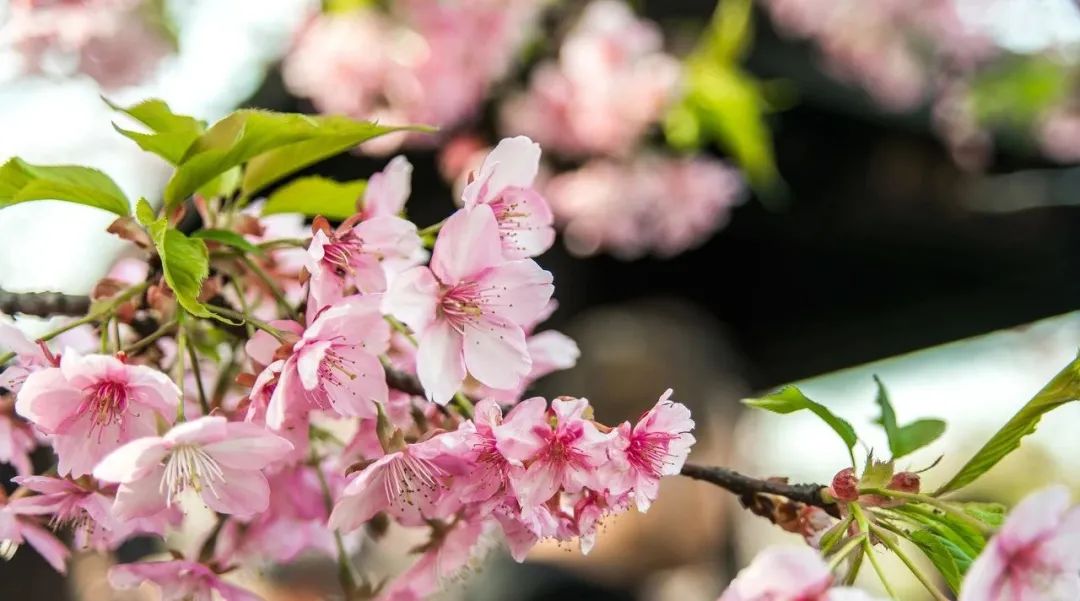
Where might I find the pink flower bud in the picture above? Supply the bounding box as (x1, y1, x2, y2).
(830, 467, 860, 502)
(888, 471, 921, 494)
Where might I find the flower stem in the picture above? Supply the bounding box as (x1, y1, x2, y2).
(205, 305, 289, 342)
(123, 319, 178, 354)
(850, 503, 898, 600)
(175, 328, 187, 423)
(871, 524, 950, 601)
(186, 333, 210, 416)
(827, 533, 867, 571)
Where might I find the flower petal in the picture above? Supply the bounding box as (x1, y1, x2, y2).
(416, 320, 465, 406)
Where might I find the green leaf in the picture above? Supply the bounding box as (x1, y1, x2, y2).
(136, 199, 218, 321)
(744, 386, 858, 464)
(262, 176, 367, 220)
(859, 453, 894, 489)
(962, 502, 1007, 528)
(163, 110, 422, 207)
(934, 355, 1080, 495)
(893, 504, 984, 557)
(105, 97, 204, 164)
(873, 376, 946, 459)
(909, 529, 971, 594)
(191, 228, 260, 253)
(0, 158, 130, 216)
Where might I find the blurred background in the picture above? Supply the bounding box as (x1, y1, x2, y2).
(1, 0, 1080, 599)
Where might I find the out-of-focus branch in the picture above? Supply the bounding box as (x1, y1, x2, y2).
(0, 288, 90, 318)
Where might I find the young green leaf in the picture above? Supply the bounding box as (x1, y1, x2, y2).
(962, 502, 1007, 528)
(262, 176, 367, 220)
(0, 158, 130, 216)
(105, 97, 205, 164)
(908, 529, 970, 594)
(873, 376, 946, 459)
(859, 453, 894, 489)
(934, 355, 1080, 495)
(191, 229, 260, 253)
(135, 199, 220, 321)
(163, 110, 423, 207)
(744, 386, 858, 464)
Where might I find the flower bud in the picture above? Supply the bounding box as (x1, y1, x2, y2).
(888, 471, 921, 494)
(830, 467, 860, 502)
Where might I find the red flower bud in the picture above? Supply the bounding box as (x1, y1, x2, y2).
(888, 471, 920, 494)
(830, 467, 859, 502)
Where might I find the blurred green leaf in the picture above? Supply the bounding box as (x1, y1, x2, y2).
(0, 158, 129, 216)
(934, 355, 1080, 495)
(908, 529, 971, 594)
(744, 386, 857, 464)
(262, 176, 367, 220)
(161, 109, 424, 208)
(873, 376, 946, 459)
(962, 502, 1007, 528)
(136, 199, 223, 321)
(191, 228, 260, 253)
(971, 56, 1072, 131)
(105, 97, 205, 165)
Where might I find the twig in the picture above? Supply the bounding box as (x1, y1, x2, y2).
(680, 463, 835, 511)
(0, 288, 90, 317)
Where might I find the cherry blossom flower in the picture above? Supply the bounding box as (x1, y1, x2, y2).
(494, 397, 611, 512)
(385, 206, 554, 404)
(269, 295, 391, 428)
(720, 546, 885, 601)
(607, 389, 695, 512)
(0, 491, 70, 573)
(330, 428, 472, 531)
(375, 514, 495, 601)
(108, 559, 262, 601)
(0, 410, 36, 477)
(0, 318, 50, 393)
(959, 485, 1080, 601)
(15, 350, 180, 478)
(306, 212, 422, 312)
(544, 155, 744, 259)
(93, 416, 293, 519)
(501, 0, 680, 157)
(461, 136, 555, 259)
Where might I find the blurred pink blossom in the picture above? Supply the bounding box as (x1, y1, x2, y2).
(544, 155, 744, 259)
(501, 0, 680, 157)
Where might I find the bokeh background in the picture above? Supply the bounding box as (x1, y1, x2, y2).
(2, 0, 1080, 599)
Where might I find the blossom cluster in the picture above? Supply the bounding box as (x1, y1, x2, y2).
(284, 0, 746, 260)
(0, 135, 697, 600)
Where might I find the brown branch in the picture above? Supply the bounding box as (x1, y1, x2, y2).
(0, 288, 90, 317)
(385, 366, 425, 397)
(680, 462, 838, 516)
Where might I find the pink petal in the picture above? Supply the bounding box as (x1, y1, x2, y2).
(494, 397, 549, 464)
(513, 458, 563, 511)
(476, 259, 554, 325)
(363, 155, 413, 218)
(111, 464, 168, 520)
(526, 330, 579, 379)
(496, 187, 555, 259)
(20, 521, 70, 573)
(93, 436, 169, 482)
(55, 411, 157, 478)
(431, 206, 503, 285)
(416, 320, 466, 406)
(58, 351, 124, 388)
(296, 339, 332, 391)
(14, 367, 82, 433)
(722, 546, 833, 601)
(203, 422, 293, 469)
(126, 364, 182, 419)
(462, 316, 530, 391)
(329, 460, 393, 532)
(320, 345, 387, 418)
(0, 319, 43, 359)
(462, 136, 541, 206)
(201, 465, 271, 517)
(958, 542, 1008, 601)
(383, 267, 440, 333)
(163, 416, 228, 446)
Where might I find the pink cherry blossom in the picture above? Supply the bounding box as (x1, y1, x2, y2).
(363, 155, 414, 219)
(269, 295, 391, 429)
(462, 136, 555, 259)
(385, 206, 553, 404)
(959, 485, 1080, 601)
(720, 546, 885, 601)
(330, 429, 473, 531)
(0, 494, 70, 573)
(0, 318, 50, 393)
(8, 475, 176, 551)
(93, 416, 293, 519)
(501, 0, 680, 157)
(306, 214, 422, 313)
(15, 350, 180, 478)
(495, 397, 611, 512)
(607, 389, 695, 512)
(375, 513, 494, 601)
(544, 155, 744, 259)
(108, 559, 262, 601)
(0, 411, 36, 477)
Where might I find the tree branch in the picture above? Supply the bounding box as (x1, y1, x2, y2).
(680, 462, 838, 515)
(0, 288, 90, 318)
